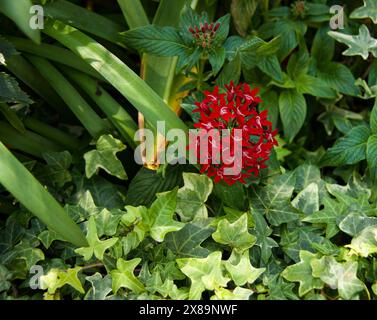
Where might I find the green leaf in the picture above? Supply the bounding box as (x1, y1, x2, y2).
(339, 212, 377, 237)
(328, 25, 377, 60)
(165, 220, 215, 258)
(75, 216, 118, 261)
(350, 0, 377, 24)
(371, 99, 377, 134)
(177, 251, 230, 299)
(95, 209, 122, 237)
(212, 213, 256, 251)
(311, 27, 334, 62)
(347, 225, 377, 257)
(249, 209, 278, 264)
(320, 126, 371, 167)
(212, 287, 253, 300)
(176, 173, 213, 222)
(42, 151, 72, 188)
(40, 267, 84, 294)
(230, 0, 258, 36)
(121, 25, 188, 56)
(0, 36, 17, 65)
(149, 189, 184, 242)
(311, 256, 364, 299)
(0, 264, 12, 292)
(0, 72, 32, 104)
(208, 46, 226, 74)
(250, 173, 299, 226)
(224, 250, 265, 286)
(85, 273, 112, 300)
(295, 74, 336, 99)
(367, 134, 377, 182)
(0, 103, 26, 134)
(111, 258, 145, 294)
(294, 163, 321, 191)
(282, 250, 324, 297)
(0, 0, 40, 43)
(303, 196, 346, 239)
(279, 89, 307, 142)
(38, 230, 65, 249)
(84, 134, 127, 180)
(291, 183, 319, 216)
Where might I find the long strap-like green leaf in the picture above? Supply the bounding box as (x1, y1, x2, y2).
(0, 141, 87, 247)
(43, 19, 188, 135)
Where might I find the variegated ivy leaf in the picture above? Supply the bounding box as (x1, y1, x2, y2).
(176, 173, 213, 222)
(85, 273, 113, 300)
(282, 250, 324, 297)
(40, 267, 84, 294)
(84, 134, 127, 180)
(42, 151, 72, 188)
(212, 213, 256, 251)
(211, 287, 253, 300)
(111, 258, 145, 294)
(350, 0, 377, 24)
(75, 216, 118, 261)
(328, 25, 377, 60)
(291, 182, 319, 215)
(0, 264, 12, 292)
(347, 225, 377, 257)
(311, 256, 364, 299)
(339, 212, 377, 237)
(148, 188, 184, 242)
(177, 251, 230, 300)
(224, 250, 265, 286)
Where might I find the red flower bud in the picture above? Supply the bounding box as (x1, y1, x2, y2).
(214, 22, 220, 32)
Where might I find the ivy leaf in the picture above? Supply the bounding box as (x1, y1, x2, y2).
(176, 173, 213, 222)
(339, 212, 377, 237)
(291, 183, 319, 216)
(212, 287, 253, 300)
(311, 256, 364, 299)
(347, 225, 377, 257)
(149, 189, 184, 242)
(303, 196, 346, 238)
(84, 134, 127, 180)
(249, 172, 299, 226)
(40, 267, 84, 294)
(320, 126, 371, 167)
(75, 216, 118, 261)
(95, 208, 122, 237)
(111, 258, 145, 294)
(224, 250, 265, 286)
(38, 230, 65, 249)
(85, 273, 112, 300)
(279, 89, 307, 142)
(282, 251, 324, 297)
(177, 251, 230, 300)
(266, 275, 299, 300)
(328, 25, 377, 60)
(212, 213, 256, 251)
(165, 220, 215, 258)
(249, 209, 278, 264)
(350, 0, 377, 24)
(42, 151, 72, 188)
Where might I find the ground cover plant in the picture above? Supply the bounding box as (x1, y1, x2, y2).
(0, 0, 377, 300)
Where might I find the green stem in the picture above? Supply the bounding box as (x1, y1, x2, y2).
(23, 117, 82, 151)
(26, 54, 110, 139)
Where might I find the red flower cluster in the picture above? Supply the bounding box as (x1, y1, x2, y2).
(189, 82, 278, 185)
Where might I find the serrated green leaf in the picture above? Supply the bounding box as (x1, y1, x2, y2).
(279, 89, 307, 142)
(320, 125, 371, 167)
(0, 72, 32, 104)
(282, 250, 324, 297)
(176, 173, 213, 222)
(84, 134, 127, 180)
(295, 73, 336, 99)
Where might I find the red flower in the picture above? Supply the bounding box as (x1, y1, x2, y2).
(189, 82, 278, 186)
